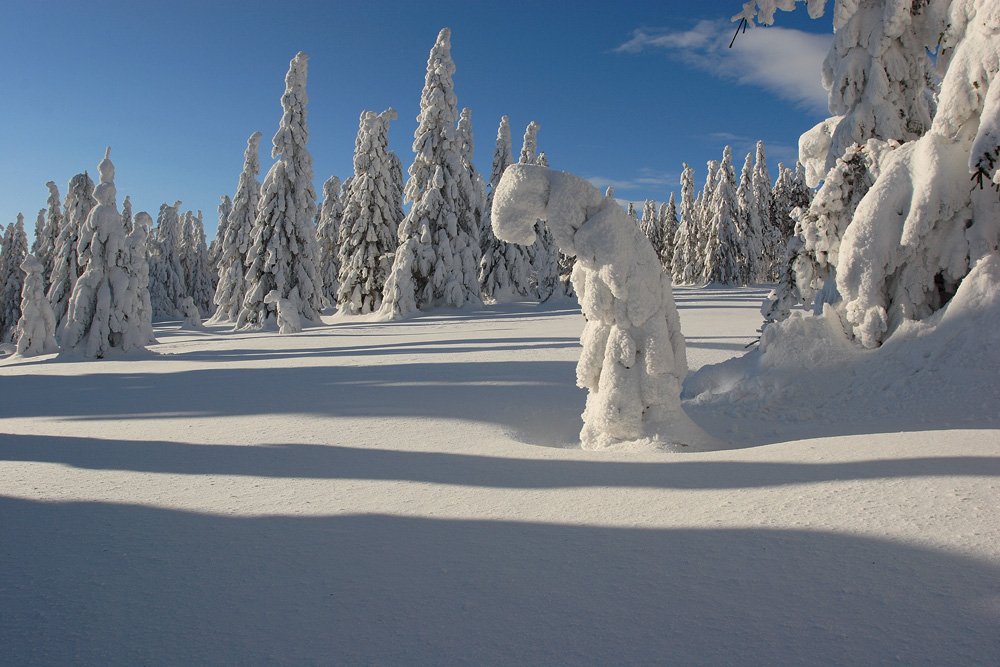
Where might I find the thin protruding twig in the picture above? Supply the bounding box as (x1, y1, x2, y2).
(729, 17, 748, 48)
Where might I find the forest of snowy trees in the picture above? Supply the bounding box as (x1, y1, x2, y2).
(2, 0, 998, 361)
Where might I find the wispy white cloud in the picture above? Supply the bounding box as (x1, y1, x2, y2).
(615, 20, 831, 113)
(587, 168, 680, 195)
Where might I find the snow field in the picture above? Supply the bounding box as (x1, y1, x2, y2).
(2, 287, 998, 664)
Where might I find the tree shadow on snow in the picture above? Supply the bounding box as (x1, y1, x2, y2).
(3, 431, 999, 489)
(0, 359, 585, 448)
(3, 497, 997, 665)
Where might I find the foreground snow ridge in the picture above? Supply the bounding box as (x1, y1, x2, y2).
(492, 163, 719, 450)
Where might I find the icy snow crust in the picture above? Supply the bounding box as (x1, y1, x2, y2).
(2, 287, 998, 665)
(492, 164, 717, 450)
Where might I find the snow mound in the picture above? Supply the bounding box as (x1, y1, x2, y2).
(686, 253, 1000, 442)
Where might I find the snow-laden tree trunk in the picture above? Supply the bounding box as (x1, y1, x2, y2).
(239, 52, 323, 332)
(492, 163, 719, 450)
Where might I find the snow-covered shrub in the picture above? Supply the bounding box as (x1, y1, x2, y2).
(492, 163, 718, 450)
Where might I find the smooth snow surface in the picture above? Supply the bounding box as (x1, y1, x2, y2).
(2, 286, 998, 665)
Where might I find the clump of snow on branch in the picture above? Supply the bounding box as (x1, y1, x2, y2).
(492, 163, 719, 450)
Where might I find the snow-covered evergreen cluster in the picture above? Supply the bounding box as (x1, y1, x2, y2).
(741, 0, 1000, 349)
(632, 142, 809, 287)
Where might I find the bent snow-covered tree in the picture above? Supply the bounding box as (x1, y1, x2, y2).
(740, 0, 1000, 348)
(491, 163, 719, 450)
(239, 52, 323, 332)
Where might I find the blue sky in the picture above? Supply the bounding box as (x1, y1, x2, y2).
(1, 0, 833, 237)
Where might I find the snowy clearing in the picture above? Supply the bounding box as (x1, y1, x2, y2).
(2, 286, 998, 665)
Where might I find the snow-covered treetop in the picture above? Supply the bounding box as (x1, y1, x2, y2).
(519, 121, 541, 165)
(272, 52, 310, 161)
(45, 181, 60, 209)
(490, 116, 513, 189)
(405, 27, 459, 204)
(94, 147, 116, 207)
(458, 107, 476, 161)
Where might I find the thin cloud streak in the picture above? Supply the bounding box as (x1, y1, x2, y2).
(615, 20, 831, 114)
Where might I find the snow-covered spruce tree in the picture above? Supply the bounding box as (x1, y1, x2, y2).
(738, 0, 1000, 349)
(626, 202, 639, 223)
(761, 139, 890, 327)
(517, 123, 561, 299)
(336, 109, 402, 315)
(659, 193, 679, 273)
(208, 194, 232, 274)
(671, 163, 699, 284)
(479, 115, 534, 302)
(128, 211, 155, 345)
(30, 209, 45, 265)
(700, 146, 743, 285)
(770, 163, 795, 242)
(639, 199, 663, 258)
(47, 172, 95, 331)
(315, 175, 343, 308)
(737, 150, 764, 283)
(148, 201, 187, 318)
(491, 163, 717, 450)
(239, 52, 323, 332)
(182, 210, 214, 317)
(379, 28, 482, 319)
(121, 195, 133, 234)
(35, 181, 62, 292)
(14, 253, 59, 356)
(0, 215, 29, 342)
(212, 131, 261, 323)
(457, 108, 488, 245)
(519, 120, 541, 165)
(61, 148, 151, 358)
(752, 141, 782, 280)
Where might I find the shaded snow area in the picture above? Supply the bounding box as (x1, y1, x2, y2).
(2, 288, 999, 665)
